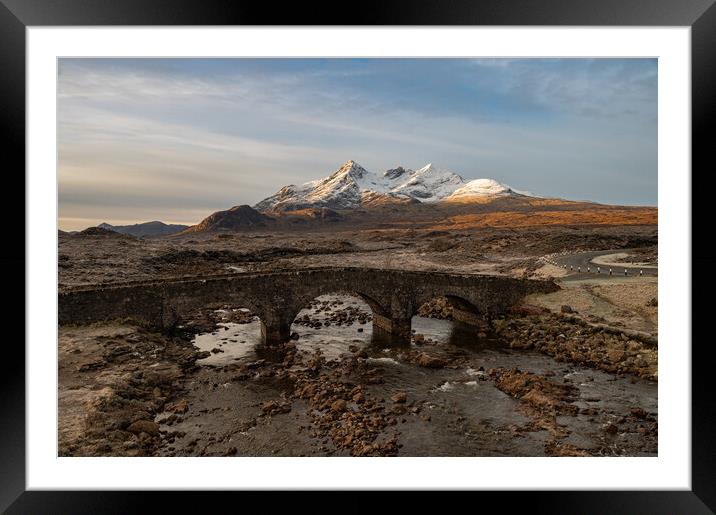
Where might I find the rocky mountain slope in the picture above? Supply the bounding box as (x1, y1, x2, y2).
(180, 205, 273, 233)
(180, 205, 346, 234)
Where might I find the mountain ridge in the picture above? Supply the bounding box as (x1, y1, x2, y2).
(254, 160, 524, 212)
(88, 160, 657, 236)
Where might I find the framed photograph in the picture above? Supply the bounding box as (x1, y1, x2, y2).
(3, 0, 713, 511)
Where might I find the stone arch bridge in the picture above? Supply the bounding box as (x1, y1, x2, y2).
(59, 267, 559, 344)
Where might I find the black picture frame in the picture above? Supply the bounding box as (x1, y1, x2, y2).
(2, 0, 713, 512)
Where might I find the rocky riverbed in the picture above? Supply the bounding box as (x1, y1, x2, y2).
(58, 324, 205, 456)
(56, 127, 660, 460)
(58, 292, 658, 457)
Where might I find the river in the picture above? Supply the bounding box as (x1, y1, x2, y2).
(157, 294, 657, 457)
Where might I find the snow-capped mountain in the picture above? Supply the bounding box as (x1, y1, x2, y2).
(446, 179, 539, 201)
(445, 178, 515, 201)
(254, 160, 528, 212)
(254, 161, 387, 212)
(385, 163, 465, 202)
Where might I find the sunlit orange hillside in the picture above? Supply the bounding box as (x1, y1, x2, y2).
(429, 206, 657, 230)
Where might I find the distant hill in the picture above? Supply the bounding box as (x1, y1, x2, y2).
(181, 205, 273, 233)
(80, 226, 127, 237)
(97, 221, 188, 237)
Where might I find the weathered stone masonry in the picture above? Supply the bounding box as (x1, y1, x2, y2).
(59, 267, 559, 344)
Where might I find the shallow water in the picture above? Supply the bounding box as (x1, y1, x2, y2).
(191, 308, 262, 366)
(162, 294, 657, 457)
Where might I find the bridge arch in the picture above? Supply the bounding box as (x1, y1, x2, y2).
(288, 291, 378, 342)
(264, 289, 390, 345)
(406, 288, 499, 347)
(442, 294, 485, 327)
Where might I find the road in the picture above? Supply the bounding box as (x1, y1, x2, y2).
(542, 249, 658, 281)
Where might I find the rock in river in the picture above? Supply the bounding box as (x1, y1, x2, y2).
(127, 419, 160, 436)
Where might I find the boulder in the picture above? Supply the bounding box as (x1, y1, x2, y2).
(127, 419, 159, 436)
(391, 392, 407, 403)
(415, 353, 447, 369)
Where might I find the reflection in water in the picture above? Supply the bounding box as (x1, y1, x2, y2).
(192, 320, 262, 366)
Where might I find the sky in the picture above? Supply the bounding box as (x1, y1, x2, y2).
(58, 58, 657, 231)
